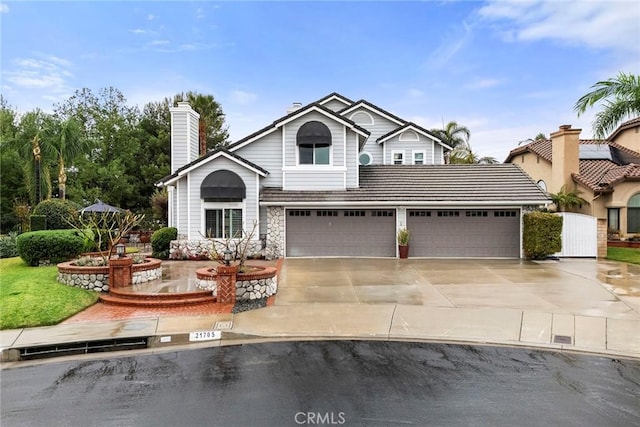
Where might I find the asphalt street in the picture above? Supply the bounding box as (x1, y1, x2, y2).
(2, 341, 639, 426)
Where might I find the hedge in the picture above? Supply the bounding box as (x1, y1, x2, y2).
(0, 232, 18, 258)
(33, 199, 78, 230)
(30, 215, 46, 231)
(523, 212, 563, 260)
(16, 230, 85, 266)
(151, 227, 177, 259)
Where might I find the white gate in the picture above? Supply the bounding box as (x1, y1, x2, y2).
(555, 213, 597, 257)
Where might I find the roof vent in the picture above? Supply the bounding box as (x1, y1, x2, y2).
(287, 102, 303, 114)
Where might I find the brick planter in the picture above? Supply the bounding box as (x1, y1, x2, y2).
(195, 264, 278, 301)
(57, 258, 162, 292)
(608, 240, 640, 248)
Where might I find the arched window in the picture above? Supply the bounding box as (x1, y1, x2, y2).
(537, 180, 547, 192)
(628, 193, 640, 233)
(201, 170, 245, 239)
(201, 170, 245, 201)
(350, 111, 374, 125)
(297, 121, 331, 165)
(399, 130, 419, 141)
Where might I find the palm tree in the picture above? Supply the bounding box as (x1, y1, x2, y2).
(13, 110, 53, 204)
(449, 143, 498, 164)
(534, 133, 547, 141)
(430, 121, 471, 149)
(174, 92, 229, 155)
(44, 117, 89, 199)
(550, 185, 590, 212)
(574, 72, 640, 139)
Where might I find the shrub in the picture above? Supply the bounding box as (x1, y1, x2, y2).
(30, 215, 46, 231)
(523, 212, 563, 260)
(0, 232, 18, 258)
(151, 227, 177, 259)
(16, 230, 85, 266)
(33, 199, 79, 230)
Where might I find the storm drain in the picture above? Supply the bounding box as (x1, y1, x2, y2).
(553, 335, 572, 345)
(19, 337, 149, 360)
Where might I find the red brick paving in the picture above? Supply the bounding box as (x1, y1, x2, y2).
(62, 302, 234, 323)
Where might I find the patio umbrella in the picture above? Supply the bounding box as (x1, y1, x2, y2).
(80, 199, 123, 214)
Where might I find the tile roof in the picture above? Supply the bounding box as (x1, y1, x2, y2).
(608, 117, 640, 141)
(260, 164, 550, 205)
(506, 138, 640, 191)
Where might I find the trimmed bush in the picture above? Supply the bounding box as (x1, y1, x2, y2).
(16, 230, 85, 266)
(0, 232, 18, 258)
(523, 212, 563, 260)
(33, 199, 78, 230)
(30, 215, 46, 231)
(151, 227, 177, 259)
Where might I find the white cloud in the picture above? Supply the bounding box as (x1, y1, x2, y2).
(149, 40, 170, 46)
(427, 20, 474, 69)
(129, 28, 145, 34)
(147, 14, 156, 21)
(196, 8, 205, 19)
(478, 1, 640, 53)
(1, 4, 9, 13)
(4, 56, 73, 90)
(229, 90, 258, 105)
(406, 88, 424, 99)
(464, 78, 501, 90)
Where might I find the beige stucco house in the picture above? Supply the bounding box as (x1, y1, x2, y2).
(505, 118, 640, 237)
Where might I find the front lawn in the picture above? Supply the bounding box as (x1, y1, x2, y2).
(607, 247, 640, 265)
(0, 257, 99, 330)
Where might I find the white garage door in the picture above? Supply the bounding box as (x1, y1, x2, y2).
(286, 209, 396, 257)
(407, 209, 520, 257)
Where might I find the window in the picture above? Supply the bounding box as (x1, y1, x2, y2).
(413, 151, 426, 165)
(372, 210, 394, 217)
(494, 211, 517, 217)
(608, 208, 620, 231)
(317, 210, 338, 217)
(409, 211, 431, 217)
(344, 210, 365, 217)
(392, 151, 404, 165)
(205, 209, 243, 238)
(537, 180, 547, 192)
(628, 193, 640, 233)
(437, 211, 459, 217)
(359, 152, 372, 166)
(297, 121, 332, 165)
(289, 210, 311, 216)
(466, 211, 488, 217)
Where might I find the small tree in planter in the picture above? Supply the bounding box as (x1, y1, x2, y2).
(68, 210, 144, 265)
(205, 221, 260, 271)
(397, 227, 410, 259)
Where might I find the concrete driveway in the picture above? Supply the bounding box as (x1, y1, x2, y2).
(275, 258, 640, 320)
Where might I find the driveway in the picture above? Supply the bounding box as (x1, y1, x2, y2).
(275, 258, 640, 320)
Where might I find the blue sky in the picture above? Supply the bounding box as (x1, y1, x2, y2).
(1, 1, 639, 161)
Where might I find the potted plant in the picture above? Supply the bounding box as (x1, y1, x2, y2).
(397, 227, 410, 259)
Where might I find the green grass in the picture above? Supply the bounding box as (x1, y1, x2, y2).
(0, 257, 99, 330)
(607, 247, 640, 265)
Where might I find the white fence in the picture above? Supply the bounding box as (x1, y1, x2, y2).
(554, 212, 597, 257)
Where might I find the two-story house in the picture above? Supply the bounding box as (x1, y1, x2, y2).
(157, 93, 549, 259)
(505, 119, 640, 236)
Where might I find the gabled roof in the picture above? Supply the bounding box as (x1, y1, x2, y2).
(376, 122, 451, 150)
(505, 138, 640, 192)
(338, 99, 407, 126)
(260, 164, 550, 205)
(156, 149, 269, 186)
(607, 117, 640, 142)
(315, 92, 354, 108)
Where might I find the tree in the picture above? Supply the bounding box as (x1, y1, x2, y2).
(574, 72, 640, 139)
(449, 143, 498, 164)
(174, 91, 229, 154)
(550, 185, 590, 212)
(534, 133, 547, 141)
(43, 117, 89, 199)
(430, 121, 471, 149)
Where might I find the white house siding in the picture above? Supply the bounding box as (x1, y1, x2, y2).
(384, 135, 435, 165)
(322, 99, 351, 112)
(283, 111, 346, 168)
(234, 130, 283, 188)
(171, 114, 188, 173)
(188, 115, 199, 161)
(284, 170, 346, 190)
(187, 157, 260, 240)
(176, 178, 189, 238)
(346, 130, 359, 188)
(434, 143, 443, 164)
(347, 108, 401, 165)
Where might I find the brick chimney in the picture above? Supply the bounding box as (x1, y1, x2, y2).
(169, 102, 200, 174)
(550, 124, 581, 193)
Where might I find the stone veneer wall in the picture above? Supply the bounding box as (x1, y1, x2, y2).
(265, 206, 285, 259)
(57, 259, 162, 292)
(195, 267, 278, 301)
(169, 239, 263, 260)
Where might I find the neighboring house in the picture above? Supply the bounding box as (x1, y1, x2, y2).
(505, 119, 640, 236)
(157, 93, 549, 259)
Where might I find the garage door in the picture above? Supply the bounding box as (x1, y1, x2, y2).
(407, 209, 520, 257)
(286, 209, 396, 257)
